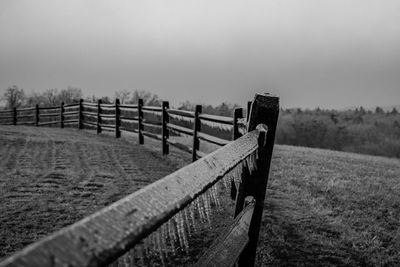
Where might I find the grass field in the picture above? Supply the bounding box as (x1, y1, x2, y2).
(0, 126, 188, 259)
(259, 145, 400, 266)
(1, 126, 400, 266)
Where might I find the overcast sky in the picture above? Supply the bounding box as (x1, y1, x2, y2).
(1, 0, 399, 108)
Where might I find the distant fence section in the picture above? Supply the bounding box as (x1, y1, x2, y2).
(0, 98, 252, 161)
(0, 93, 279, 267)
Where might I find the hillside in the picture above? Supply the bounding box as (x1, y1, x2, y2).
(257, 145, 400, 266)
(1, 126, 400, 265)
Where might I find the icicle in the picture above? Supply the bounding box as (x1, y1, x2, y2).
(210, 183, 221, 208)
(202, 193, 212, 224)
(128, 249, 139, 266)
(123, 250, 130, 267)
(160, 224, 168, 257)
(232, 161, 244, 191)
(167, 219, 177, 255)
(195, 197, 206, 222)
(183, 207, 192, 237)
(174, 215, 184, 251)
(189, 203, 197, 232)
(222, 174, 230, 193)
(206, 189, 214, 215)
(143, 237, 150, 259)
(245, 151, 258, 175)
(155, 229, 166, 266)
(177, 212, 189, 253)
(137, 245, 145, 266)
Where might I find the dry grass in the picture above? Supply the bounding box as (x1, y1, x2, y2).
(257, 145, 400, 266)
(0, 126, 187, 259)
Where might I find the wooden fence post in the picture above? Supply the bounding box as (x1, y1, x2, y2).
(192, 105, 202, 162)
(97, 99, 102, 134)
(13, 107, 17, 126)
(60, 102, 64, 128)
(233, 108, 243, 140)
(237, 93, 279, 267)
(162, 101, 169, 155)
(115, 98, 121, 138)
(138, 99, 144, 144)
(35, 104, 39, 127)
(78, 99, 83, 130)
(247, 101, 252, 121)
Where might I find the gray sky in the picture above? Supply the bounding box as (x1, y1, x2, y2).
(1, 0, 399, 108)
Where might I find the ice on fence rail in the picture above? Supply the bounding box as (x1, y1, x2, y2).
(169, 113, 193, 123)
(110, 148, 259, 267)
(201, 119, 232, 131)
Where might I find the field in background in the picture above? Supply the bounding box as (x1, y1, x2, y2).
(1, 126, 400, 265)
(259, 145, 400, 266)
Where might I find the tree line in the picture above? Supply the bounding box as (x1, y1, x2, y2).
(2, 85, 399, 158)
(276, 107, 400, 158)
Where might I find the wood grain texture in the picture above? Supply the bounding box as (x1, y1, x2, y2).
(195, 200, 255, 267)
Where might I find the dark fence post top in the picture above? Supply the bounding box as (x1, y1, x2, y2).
(247, 93, 279, 132)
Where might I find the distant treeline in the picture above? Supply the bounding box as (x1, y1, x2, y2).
(276, 107, 400, 158)
(2, 85, 399, 158)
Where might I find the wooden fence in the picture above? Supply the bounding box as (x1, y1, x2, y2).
(0, 99, 252, 161)
(0, 93, 279, 266)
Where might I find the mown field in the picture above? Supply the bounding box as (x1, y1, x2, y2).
(1, 126, 400, 266)
(0, 126, 188, 259)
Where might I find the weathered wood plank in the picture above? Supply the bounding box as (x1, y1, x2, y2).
(198, 113, 233, 125)
(82, 102, 97, 107)
(120, 116, 139, 122)
(63, 111, 78, 116)
(167, 108, 195, 118)
(142, 130, 162, 140)
(38, 113, 59, 117)
(196, 150, 207, 159)
(64, 103, 79, 108)
(195, 200, 255, 267)
(142, 106, 162, 112)
(119, 104, 138, 109)
(38, 106, 59, 110)
(198, 132, 231, 146)
(166, 139, 192, 154)
(166, 123, 193, 136)
(38, 121, 60, 126)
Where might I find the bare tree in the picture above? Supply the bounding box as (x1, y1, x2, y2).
(25, 90, 45, 106)
(59, 87, 83, 104)
(2, 85, 25, 109)
(42, 88, 58, 106)
(114, 89, 131, 104)
(130, 90, 161, 105)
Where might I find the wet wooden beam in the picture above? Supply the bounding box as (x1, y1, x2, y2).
(195, 200, 255, 267)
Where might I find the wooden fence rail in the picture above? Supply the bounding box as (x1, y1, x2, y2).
(0, 97, 248, 162)
(0, 93, 279, 267)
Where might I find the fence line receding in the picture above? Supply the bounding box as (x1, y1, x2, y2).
(0, 93, 278, 267)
